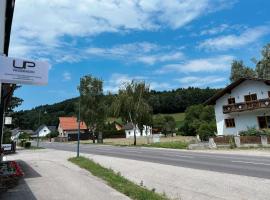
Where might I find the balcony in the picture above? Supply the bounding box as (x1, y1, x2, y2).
(223, 98, 270, 114)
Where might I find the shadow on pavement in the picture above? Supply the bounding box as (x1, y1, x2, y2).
(0, 160, 41, 199)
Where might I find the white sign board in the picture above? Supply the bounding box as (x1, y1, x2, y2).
(2, 144, 12, 151)
(0, 55, 49, 85)
(4, 116, 12, 125)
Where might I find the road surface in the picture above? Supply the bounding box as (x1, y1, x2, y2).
(39, 141, 270, 179)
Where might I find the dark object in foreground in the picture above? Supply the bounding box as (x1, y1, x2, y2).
(0, 161, 24, 193)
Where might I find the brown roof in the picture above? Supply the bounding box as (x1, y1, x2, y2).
(205, 78, 270, 105)
(59, 117, 87, 130)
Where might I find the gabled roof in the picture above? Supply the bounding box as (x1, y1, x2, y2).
(205, 78, 270, 105)
(59, 117, 87, 130)
(48, 126, 56, 132)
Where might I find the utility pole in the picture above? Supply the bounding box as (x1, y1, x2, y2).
(77, 79, 81, 157)
(37, 109, 41, 148)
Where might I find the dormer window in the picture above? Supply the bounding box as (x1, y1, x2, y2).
(244, 93, 257, 102)
(228, 97, 235, 104)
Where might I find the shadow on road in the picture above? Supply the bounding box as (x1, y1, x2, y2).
(0, 160, 41, 200)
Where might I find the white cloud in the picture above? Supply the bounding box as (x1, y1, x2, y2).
(199, 26, 270, 51)
(176, 76, 226, 87)
(158, 55, 234, 74)
(63, 72, 71, 81)
(104, 73, 174, 93)
(86, 42, 184, 65)
(9, 0, 235, 60)
(104, 73, 147, 93)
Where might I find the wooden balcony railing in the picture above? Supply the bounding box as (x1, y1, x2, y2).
(223, 98, 270, 114)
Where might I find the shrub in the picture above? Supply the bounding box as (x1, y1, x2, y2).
(24, 141, 31, 148)
(239, 127, 263, 136)
(20, 139, 26, 147)
(103, 130, 125, 138)
(19, 132, 30, 140)
(198, 121, 216, 141)
(46, 131, 59, 138)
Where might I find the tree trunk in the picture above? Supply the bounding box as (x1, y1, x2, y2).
(92, 130, 95, 144)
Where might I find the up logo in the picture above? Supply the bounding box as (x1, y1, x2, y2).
(13, 60, 36, 69)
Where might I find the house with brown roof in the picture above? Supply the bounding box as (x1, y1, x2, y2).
(206, 78, 270, 136)
(58, 117, 88, 137)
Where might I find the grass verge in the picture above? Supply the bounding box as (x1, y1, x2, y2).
(69, 156, 169, 200)
(142, 141, 188, 149)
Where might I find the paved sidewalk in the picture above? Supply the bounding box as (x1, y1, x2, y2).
(1, 149, 129, 200)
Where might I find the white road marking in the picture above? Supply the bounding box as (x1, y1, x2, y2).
(231, 160, 270, 166)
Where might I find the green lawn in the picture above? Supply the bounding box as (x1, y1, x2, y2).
(142, 141, 188, 149)
(69, 157, 168, 200)
(153, 112, 185, 128)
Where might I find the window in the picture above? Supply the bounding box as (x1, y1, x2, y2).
(228, 97, 235, 104)
(225, 118, 235, 128)
(257, 116, 270, 129)
(244, 93, 257, 102)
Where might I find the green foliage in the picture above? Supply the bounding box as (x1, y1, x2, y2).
(153, 115, 176, 136)
(230, 43, 270, 82)
(78, 75, 106, 138)
(46, 131, 59, 138)
(111, 81, 152, 145)
(12, 87, 217, 131)
(19, 139, 26, 147)
(69, 157, 168, 200)
(24, 141, 31, 148)
(239, 127, 270, 136)
(230, 60, 256, 82)
(148, 87, 219, 114)
(256, 43, 270, 79)
(19, 132, 30, 140)
(180, 105, 216, 139)
(197, 122, 216, 141)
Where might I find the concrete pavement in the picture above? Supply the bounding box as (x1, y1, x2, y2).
(0, 149, 130, 200)
(83, 152, 270, 200)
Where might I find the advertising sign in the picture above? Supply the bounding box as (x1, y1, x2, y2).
(2, 144, 12, 151)
(4, 116, 12, 125)
(0, 55, 49, 85)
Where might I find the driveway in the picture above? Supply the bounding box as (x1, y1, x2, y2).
(0, 149, 129, 200)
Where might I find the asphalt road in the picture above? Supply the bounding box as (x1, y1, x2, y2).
(38, 142, 270, 179)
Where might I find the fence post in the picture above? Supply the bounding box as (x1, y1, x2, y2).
(234, 136, 241, 147)
(261, 135, 268, 146)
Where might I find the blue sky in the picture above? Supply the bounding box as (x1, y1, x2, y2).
(9, 0, 270, 110)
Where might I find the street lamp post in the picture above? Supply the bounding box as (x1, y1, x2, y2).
(37, 110, 46, 148)
(77, 80, 81, 157)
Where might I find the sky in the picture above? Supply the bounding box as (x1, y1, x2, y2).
(9, 0, 270, 111)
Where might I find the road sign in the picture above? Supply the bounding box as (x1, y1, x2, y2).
(0, 55, 49, 85)
(4, 116, 12, 125)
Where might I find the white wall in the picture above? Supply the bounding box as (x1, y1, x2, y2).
(125, 125, 152, 138)
(215, 80, 270, 135)
(38, 126, 51, 137)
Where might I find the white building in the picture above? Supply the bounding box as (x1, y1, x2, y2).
(33, 125, 56, 137)
(123, 123, 152, 138)
(206, 78, 270, 136)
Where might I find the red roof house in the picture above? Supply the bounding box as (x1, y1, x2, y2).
(58, 117, 88, 137)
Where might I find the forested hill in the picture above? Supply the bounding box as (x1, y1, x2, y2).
(11, 87, 220, 130)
